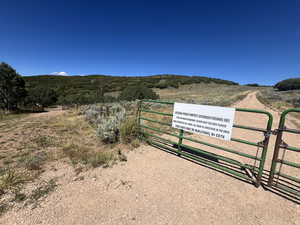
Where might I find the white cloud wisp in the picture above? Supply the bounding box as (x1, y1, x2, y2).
(51, 72, 69, 76)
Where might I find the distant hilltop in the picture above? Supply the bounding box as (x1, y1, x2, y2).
(23, 74, 239, 93)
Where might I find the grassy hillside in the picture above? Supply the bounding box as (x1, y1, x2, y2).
(274, 78, 300, 91)
(23, 74, 238, 94)
(257, 88, 300, 110)
(156, 83, 260, 106)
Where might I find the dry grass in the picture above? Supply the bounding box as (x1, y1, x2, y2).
(120, 117, 139, 144)
(0, 111, 29, 122)
(0, 108, 136, 216)
(155, 83, 262, 106)
(0, 108, 135, 213)
(0, 107, 139, 175)
(257, 88, 300, 110)
(257, 89, 300, 124)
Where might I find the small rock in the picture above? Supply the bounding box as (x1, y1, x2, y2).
(73, 176, 84, 181)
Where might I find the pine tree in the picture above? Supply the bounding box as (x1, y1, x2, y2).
(0, 62, 27, 111)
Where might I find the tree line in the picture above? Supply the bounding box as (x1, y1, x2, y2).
(0, 62, 159, 111)
(2, 62, 299, 112)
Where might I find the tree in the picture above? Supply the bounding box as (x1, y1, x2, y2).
(245, 83, 259, 87)
(119, 85, 159, 101)
(25, 87, 58, 108)
(0, 62, 27, 111)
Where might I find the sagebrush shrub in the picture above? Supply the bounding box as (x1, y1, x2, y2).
(84, 103, 126, 143)
(19, 152, 47, 170)
(82, 101, 142, 144)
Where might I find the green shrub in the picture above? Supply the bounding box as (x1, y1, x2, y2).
(62, 143, 90, 165)
(275, 78, 300, 91)
(96, 117, 122, 143)
(117, 149, 127, 161)
(245, 83, 259, 87)
(119, 85, 159, 101)
(25, 87, 57, 108)
(131, 139, 140, 148)
(0, 203, 9, 216)
(19, 153, 47, 170)
(83, 102, 140, 144)
(169, 80, 179, 88)
(29, 179, 57, 201)
(88, 151, 114, 168)
(13, 192, 27, 202)
(84, 103, 126, 143)
(0, 169, 28, 194)
(291, 97, 300, 107)
(96, 106, 126, 143)
(120, 117, 138, 143)
(0, 62, 27, 111)
(33, 135, 54, 148)
(62, 142, 116, 167)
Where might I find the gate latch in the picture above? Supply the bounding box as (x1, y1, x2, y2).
(264, 130, 273, 138)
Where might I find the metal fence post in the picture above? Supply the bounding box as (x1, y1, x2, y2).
(268, 109, 287, 186)
(137, 100, 142, 140)
(178, 129, 184, 156)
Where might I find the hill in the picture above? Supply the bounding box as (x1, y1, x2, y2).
(23, 74, 238, 94)
(274, 78, 300, 91)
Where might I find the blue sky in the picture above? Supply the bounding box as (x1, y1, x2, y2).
(1, 0, 299, 85)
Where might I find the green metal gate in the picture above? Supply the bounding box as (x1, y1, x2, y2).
(268, 108, 300, 197)
(138, 99, 273, 187)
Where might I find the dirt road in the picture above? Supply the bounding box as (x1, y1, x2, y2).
(1, 93, 299, 225)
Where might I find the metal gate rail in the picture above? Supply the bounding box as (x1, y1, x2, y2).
(268, 108, 300, 197)
(138, 99, 273, 187)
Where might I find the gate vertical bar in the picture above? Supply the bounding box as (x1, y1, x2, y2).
(268, 109, 287, 186)
(256, 113, 273, 187)
(177, 129, 184, 156)
(137, 100, 142, 140)
(268, 129, 283, 186)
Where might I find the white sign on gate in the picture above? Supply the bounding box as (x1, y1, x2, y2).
(172, 103, 236, 141)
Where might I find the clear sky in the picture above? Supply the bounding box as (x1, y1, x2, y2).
(1, 0, 299, 85)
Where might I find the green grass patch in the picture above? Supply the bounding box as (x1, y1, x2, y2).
(29, 179, 57, 201)
(120, 117, 139, 144)
(0, 169, 29, 194)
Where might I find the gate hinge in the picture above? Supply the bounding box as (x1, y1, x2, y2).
(280, 140, 289, 149)
(272, 126, 286, 135)
(264, 130, 273, 138)
(257, 141, 265, 147)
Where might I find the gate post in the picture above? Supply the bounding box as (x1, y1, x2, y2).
(268, 129, 283, 186)
(137, 100, 142, 140)
(256, 111, 273, 187)
(268, 109, 288, 186)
